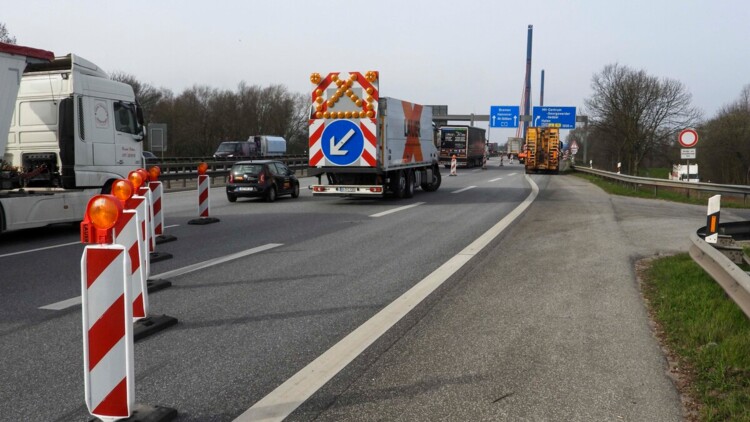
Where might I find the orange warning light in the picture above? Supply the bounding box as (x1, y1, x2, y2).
(366, 110, 375, 118)
(310, 73, 321, 84)
(87, 195, 122, 230)
(128, 170, 145, 190)
(148, 166, 161, 181)
(365, 71, 378, 83)
(111, 179, 135, 202)
(197, 162, 208, 175)
(316, 111, 324, 118)
(137, 169, 150, 185)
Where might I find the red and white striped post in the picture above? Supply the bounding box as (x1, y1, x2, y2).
(189, 162, 220, 225)
(112, 179, 149, 321)
(80, 195, 135, 421)
(149, 180, 164, 236)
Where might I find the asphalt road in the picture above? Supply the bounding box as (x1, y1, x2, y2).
(3, 160, 748, 421)
(0, 159, 529, 421)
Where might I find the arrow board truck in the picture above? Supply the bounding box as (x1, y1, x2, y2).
(308, 71, 441, 198)
(0, 45, 146, 233)
(438, 125, 486, 168)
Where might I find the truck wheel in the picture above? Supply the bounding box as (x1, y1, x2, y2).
(404, 170, 415, 198)
(422, 167, 441, 192)
(390, 170, 406, 199)
(265, 186, 277, 202)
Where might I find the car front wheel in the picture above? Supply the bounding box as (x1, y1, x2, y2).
(291, 183, 300, 198)
(227, 193, 237, 203)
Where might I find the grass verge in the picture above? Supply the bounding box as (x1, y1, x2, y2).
(640, 254, 750, 421)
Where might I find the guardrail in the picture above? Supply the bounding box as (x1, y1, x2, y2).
(572, 165, 750, 205)
(154, 156, 311, 190)
(689, 222, 750, 319)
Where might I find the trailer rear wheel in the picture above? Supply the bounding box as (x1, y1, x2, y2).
(422, 166, 442, 192)
(404, 170, 415, 198)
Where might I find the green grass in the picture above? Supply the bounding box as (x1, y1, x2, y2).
(572, 172, 750, 209)
(642, 254, 750, 421)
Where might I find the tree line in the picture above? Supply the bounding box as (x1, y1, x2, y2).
(111, 72, 309, 157)
(575, 63, 750, 184)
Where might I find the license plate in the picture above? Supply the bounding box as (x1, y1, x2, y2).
(238, 187, 255, 192)
(338, 187, 356, 192)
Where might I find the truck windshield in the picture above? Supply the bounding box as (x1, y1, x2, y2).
(441, 130, 467, 149)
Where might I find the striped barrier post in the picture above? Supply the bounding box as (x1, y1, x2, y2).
(449, 155, 457, 176)
(125, 194, 150, 280)
(129, 169, 172, 264)
(150, 180, 164, 236)
(113, 208, 148, 321)
(706, 194, 721, 243)
(189, 162, 220, 225)
(80, 195, 135, 420)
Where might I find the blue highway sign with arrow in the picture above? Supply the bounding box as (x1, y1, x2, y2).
(532, 106, 577, 129)
(490, 105, 520, 128)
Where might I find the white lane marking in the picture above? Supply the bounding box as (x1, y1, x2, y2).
(165, 224, 179, 229)
(508, 172, 518, 176)
(39, 296, 82, 311)
(235, 175, 540, 422)
(38, 243, 283, 311)
(488, 178, 503, 182)
(149, 243, 283, 280)
(369, 202, 425, 218)
(451, 186, 476, 194)
(0, 241, 80, 259)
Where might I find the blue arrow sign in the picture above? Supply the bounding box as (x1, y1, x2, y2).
(489, 105, 519, 128)
(532, 106, 577, 129)
(321, 120, 365, 166)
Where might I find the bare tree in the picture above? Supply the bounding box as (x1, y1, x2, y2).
(109, 71, 166, 125)
(700, 85, 750, 184)
(0, 23, 16, 44)
(585, 63, 701, 175)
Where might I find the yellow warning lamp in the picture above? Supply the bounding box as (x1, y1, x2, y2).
(316, 111, 324, 118)
(197, 162, 208, 176)
(365, 71, 378, 83)
(80, 194, 123, 244)
(128, 170, 145, 190)
(148, 166, 161, 182)
(324, 111, 331, 119)
(310, 73, 321, 84)
(366, 110, 375, 118)
(111, 179, 135, 203)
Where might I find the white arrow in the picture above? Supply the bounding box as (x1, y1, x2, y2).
(513, 116, 517, 125)
(330, 128, 355, 156)
(534, 116, 540, 126)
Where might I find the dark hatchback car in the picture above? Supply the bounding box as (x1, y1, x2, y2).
(226, 160, 299, 202)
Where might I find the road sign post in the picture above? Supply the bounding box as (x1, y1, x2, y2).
(678, 129, 699, 183)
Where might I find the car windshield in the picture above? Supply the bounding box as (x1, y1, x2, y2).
(233, 164, 264, 175)
(217, 143, 241, 153)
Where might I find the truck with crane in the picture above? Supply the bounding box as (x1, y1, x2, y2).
(524, 127, 560, 174)
(0, 42, 146, 233)
(307, 71, 441, 198)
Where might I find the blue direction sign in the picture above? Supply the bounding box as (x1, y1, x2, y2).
(532, 106, 577, 129)
(489, 105, 520, 128)
(321, 120, 365, 166)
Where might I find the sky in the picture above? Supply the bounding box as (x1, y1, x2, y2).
(4, 0, 749, 142)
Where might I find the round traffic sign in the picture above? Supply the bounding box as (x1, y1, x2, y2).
(678, 128, 698, 148)
(321, 120, 365, 166)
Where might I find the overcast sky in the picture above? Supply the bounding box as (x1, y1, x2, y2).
(5, 0, 749, 140)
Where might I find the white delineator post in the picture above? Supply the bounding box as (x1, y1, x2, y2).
(138, 186, 156, 253)
(449, 155, 457, 176)
(705, 194, 721, 244)
(126, 194, 150, 279)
